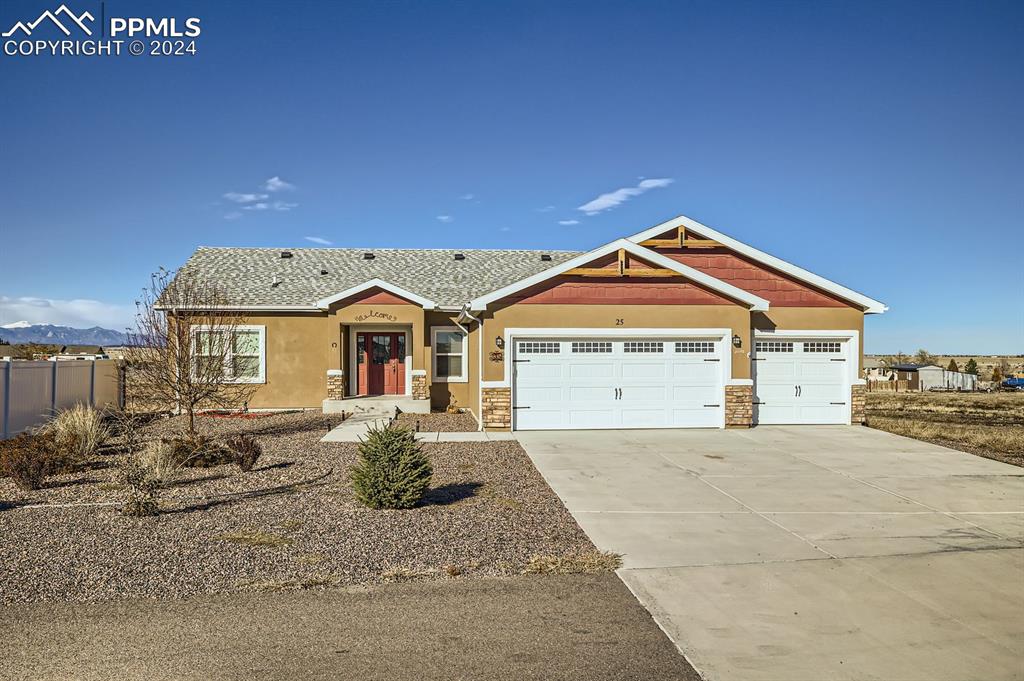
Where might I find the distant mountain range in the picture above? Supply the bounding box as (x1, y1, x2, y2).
(0, 322, 129, 346)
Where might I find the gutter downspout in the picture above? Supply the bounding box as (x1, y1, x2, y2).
(456, 303, 483, 431)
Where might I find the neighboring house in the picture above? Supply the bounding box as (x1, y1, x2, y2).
(863, 357, 891, 380)
(888, 364, 979, 391)
(169, 214, 887, 430)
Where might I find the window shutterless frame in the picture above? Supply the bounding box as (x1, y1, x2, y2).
(190, 324, 266, 384)
(431, 326, 468, 383)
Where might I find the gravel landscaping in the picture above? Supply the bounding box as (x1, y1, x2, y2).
(394, 411, 479, 432)
(0, 412, 596, 604)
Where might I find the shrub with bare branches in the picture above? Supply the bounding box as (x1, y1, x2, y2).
(123, 268, 258, 438)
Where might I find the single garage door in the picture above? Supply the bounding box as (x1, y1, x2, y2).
(512, 337, 724, 430)
(753, 338, 849, 424)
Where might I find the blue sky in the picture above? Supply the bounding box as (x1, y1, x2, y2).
(0, 0, 1021, 353)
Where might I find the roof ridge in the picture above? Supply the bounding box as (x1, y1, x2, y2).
(195, 246, 584, 253)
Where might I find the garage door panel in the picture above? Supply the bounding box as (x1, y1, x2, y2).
(797, 405, 846, 423)
(621, 385, 668, 401)
(568, 362, 616, 379)
(516, 386, 564, 402)
(569, 386, 615, 402)
(621, 362, 669, 379)
(799, 383, 847, 402)
(797, 361, 845, 380)
(516, 408, 563, 430)
(672, 362, 719, 381)
(672, 408, 721, 427)
(672, 385, 719, 403)
(517, 363, 564, 380)
(619, 408, 669, 427)
(568, 409, 618, 428)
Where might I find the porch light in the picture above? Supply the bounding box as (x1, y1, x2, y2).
(732, 334, 742, 348)
(495, 336, 505, 349)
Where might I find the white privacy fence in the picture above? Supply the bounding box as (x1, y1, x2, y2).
(0, 360, 123, 439)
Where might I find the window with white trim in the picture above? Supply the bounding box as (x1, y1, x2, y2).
(572, 341, 612, 353)
(518, 341, 560, 354)
(755, 341, 793, 353)
(432, 327, 467, 382)
(192, 326, 266, 383)
(803, 341, 843, 353)
(675, 341, 716, 353)
(623, 341, 664, 353)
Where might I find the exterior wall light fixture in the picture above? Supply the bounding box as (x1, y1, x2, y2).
(732, 334, 742, 348)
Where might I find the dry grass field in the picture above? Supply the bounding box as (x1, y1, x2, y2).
(865, 391, 1024, 467)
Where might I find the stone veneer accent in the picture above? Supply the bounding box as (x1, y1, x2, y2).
(482, 387, 511, 429)
(326, 370, 345, 400)
(851, 384, 866, 425)
(725, 385, 753, 428)
(411, 372, 429, 400)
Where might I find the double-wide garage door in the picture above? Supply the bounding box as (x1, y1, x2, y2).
(512, 337, 724, 430)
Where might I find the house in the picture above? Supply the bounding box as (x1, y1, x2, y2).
(888, 364, 978, 391)
(170, 214, 887, 430)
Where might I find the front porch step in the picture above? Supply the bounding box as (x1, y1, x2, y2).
(322, 395, 430, 416)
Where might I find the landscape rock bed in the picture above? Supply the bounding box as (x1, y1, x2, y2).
(394, 411, 479, 432)
(0, 412, 594, 604)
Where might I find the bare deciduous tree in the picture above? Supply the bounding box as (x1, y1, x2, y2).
(123, 268, 258, 438)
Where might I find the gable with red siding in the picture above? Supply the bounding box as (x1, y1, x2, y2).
(662, 249, 853, 307)
(505, 276, 735, 305)
(332, 287, 415, 306)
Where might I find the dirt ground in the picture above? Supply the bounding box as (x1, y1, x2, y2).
(865, 391, 1024, 467)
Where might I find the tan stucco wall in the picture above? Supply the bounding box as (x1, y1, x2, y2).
(242, 313, 330, 409)
(482, 303, 753, 380)
(424, 311, 479, 415)
(752, 307, 866, 371)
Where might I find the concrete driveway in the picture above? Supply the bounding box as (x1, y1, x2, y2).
(516, 426, 1024, 681)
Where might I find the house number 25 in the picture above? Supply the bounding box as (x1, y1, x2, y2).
(615, 319, 624, 326)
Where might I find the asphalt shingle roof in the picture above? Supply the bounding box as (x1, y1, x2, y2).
(178, 247, 583, 308)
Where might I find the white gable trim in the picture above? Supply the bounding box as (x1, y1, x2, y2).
(627, 215, 888, 314)
(469, 239, 769, 311)
(316, 278, 437, 310)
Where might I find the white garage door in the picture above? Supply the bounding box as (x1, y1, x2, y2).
(753, 339, 849, 425)
(512, 337, 724, 430)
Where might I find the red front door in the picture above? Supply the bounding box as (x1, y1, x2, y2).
(356, 332, 406, 395)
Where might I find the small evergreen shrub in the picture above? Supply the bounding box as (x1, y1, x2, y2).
(350, 423, 432, 509)
(115, 455, 160, 517)
(42, 404, 110, 463)
(226, 435, 262, 472)
(0, 433, 56, 491)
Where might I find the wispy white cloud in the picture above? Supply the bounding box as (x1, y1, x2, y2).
(224, 192, 268, 203)
(460, 193, 475, 201)
(223, 211, 242, 220)
(243, 201, 297, 212)
(436, 215, 454, 223)
(558, 219, 580, 226)
(536, 205, 556, 213)
(577, 178, 674, 216)
(264, 176, 295, 192)
(0, 295, 135, 331)
(499, 226, 512, 232)
(304, 236, 333, 245)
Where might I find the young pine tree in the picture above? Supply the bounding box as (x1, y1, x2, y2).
(350, 422, 433, 509)
(947, 359, 959, 372)
(964, 358, 979, 375)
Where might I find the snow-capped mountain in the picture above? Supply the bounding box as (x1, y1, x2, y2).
(0, 323, 129, 346)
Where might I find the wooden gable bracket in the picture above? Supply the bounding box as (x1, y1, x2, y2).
(566, 249, 682, 278)
(640, 226, 722, 249)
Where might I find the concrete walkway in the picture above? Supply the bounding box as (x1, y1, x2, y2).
(516, 426, 1024, 681)
(322, 415, 513, 442)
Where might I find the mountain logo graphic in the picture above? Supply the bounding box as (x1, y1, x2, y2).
(2, 4, 94, 38)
